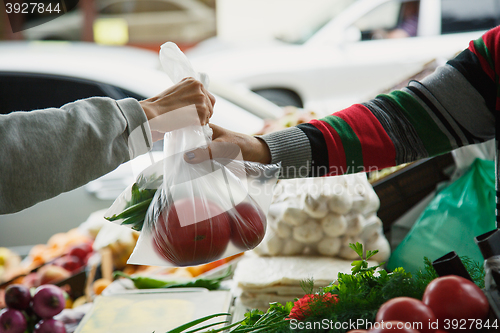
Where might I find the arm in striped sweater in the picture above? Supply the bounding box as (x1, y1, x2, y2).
(259, 28, 498, 179)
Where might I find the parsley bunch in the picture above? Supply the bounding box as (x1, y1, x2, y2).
(165, 243, 485, 333)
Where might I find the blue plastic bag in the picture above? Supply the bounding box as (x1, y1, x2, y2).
(387, 158, 495, 273)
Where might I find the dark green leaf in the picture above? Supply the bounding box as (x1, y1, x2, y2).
(300, 278, 315, 294)
(366, 249, 379, 260)
(349, 242, 363, 257)
(184, 320, 228, 333)
(165, 313, 231, 333)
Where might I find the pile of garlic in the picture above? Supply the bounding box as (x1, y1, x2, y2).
(254, 173, 390, 262)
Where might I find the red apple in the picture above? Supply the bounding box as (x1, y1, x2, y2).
(152, 198, 231, 266)
(68, 242, 93, 263)
(53, 255, 82, 273)
(230, 202, 266, 250)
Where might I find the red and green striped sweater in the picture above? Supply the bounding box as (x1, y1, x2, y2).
(260, 25, 499, 216)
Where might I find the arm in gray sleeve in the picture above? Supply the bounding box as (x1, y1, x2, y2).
(0, 97, 152, 214)
(257, 127, 312, 179)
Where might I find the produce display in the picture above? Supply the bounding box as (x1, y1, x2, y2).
(118, 253, 242, 281)
(0, 249, 21, 285)
(167, 244, 492, 333)
(0, 229, 94, 289)
(11, 240, 93, 290)
(0, 284, 67, 333)
(114, 268, 231, 291)
(0, 211, 246, 332)
(255, 175, 390, 262)
(27, 230, 93, 269)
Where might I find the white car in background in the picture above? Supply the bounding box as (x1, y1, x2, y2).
(0, 41, 281, 249)
(187, 0, 500, 115)
(23, 0, 216, 44)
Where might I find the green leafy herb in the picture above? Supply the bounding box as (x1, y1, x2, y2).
(300, 278, 315, 295)
(167, 313, 231, 333)
(114, 271, 172, 289)
(349, 242, 384, 275)
(230, 303, 292, 333)
(105, 180, 159, 231)
(163, 244, 486, 333)
(114, 268, 232, 291)
(460, 256, 486, 289)
(162, 268, 232, 291)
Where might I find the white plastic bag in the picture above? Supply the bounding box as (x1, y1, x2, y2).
(105, 42, 280, 267)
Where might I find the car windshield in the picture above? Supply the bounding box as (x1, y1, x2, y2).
(276, 0, 413, 45)
(275, 17, 333, 45)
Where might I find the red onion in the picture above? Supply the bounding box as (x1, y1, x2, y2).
(33, 318, 67, 333)
(0, 308, 27, 333)
(4, 284, 31, 310)
(32, 285, 65, 319)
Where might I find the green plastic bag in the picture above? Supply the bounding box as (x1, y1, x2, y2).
(387, 158, 496, 273)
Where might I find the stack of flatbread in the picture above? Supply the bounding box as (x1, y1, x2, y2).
(232, 253, 377, 311)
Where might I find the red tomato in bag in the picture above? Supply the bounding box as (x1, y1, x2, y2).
(422, 275, 489, 332)
(230, 202, 266, 250)
(376, 297, 436, 333)
(152, 198, 231, 266)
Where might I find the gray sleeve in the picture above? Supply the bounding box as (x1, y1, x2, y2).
(0, 97, 152, 214)
(257, 127, 312, 179)
(415, 64, 494, 140)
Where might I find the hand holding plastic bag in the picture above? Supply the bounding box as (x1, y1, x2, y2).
(159, 42, 209, 87)
(105, 42, 280, 267)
